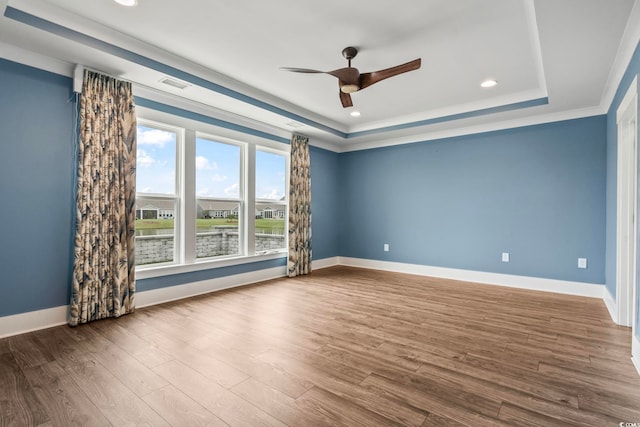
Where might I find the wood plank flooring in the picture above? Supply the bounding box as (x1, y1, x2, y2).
(1, 266, 639, 426)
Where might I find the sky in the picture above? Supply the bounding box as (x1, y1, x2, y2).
(136, 125, 286, 200)
(136, 125, 175, 194)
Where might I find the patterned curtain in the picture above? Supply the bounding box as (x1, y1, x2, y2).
(69, 70, 137, 326)
(288, 134, 312, 277)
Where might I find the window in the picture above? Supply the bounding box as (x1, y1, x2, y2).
(135, 123, 180, 266)
(196, 137, 242, 259)
(134, 117, 289, 273)
(255, 149, 288, 253)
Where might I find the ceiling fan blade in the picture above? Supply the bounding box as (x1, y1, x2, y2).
(359, 58, 421, 90)
(339, 91, 353, 108)
(280, 67, 326, 73)
(327, 67, 360, 84)
(281, 50, 420, 108)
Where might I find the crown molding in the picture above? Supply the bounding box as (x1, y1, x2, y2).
(525, 0, 549, 96)
(338, 105, 605, 153)
(600, 0, 640, 112)
(3, 0, 636, 155)
(0, 42, 603, 155)
(0, 39, 72, 76)
(4, 3, 347, 136)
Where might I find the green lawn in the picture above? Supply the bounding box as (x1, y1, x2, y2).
(135, 218, 284, 231)
(135, 219, 175, 230)
(256, 219, 285, 231)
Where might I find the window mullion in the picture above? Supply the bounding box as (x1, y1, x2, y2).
(183, 129, 196, 264)
(246, 144, 256, 255)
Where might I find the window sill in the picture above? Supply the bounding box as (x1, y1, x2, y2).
(135, 251, 287, 280)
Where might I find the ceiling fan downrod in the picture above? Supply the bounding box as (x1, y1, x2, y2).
(342, 46, 358, 67)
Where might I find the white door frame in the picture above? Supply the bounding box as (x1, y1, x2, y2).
(616, 75, 638, 329)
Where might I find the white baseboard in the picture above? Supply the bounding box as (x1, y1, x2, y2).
(0, 306, 68, 339)
(0, 265, 287, 338)
(603, 286, 618, 323)
(0, 256, 611, 338)
(312, 257, 339, 270)
(632, 335, 640, 377)
(338, 257, 605, 298)
(136, 265, 286, 308)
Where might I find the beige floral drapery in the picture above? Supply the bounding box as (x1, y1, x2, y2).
(69, 70, 137, 326)
(288, 134, 312, 277)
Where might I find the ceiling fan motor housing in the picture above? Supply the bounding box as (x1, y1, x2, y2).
(336, 67, 361, 92)
(342, 46, 358, 61)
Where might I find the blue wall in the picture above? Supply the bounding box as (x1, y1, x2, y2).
(0, 58, 75, 317)
(136, 258, 287, 291)
(0, 54, 628, 318)
(310, 145, 341, 260)
(339, 117, 607, 285)
(0, 59, 342, 317)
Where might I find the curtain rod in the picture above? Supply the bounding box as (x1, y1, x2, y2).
(72, 64, 220, 113)
(73, 64, 133, 93)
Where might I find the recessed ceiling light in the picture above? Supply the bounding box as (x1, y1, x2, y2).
(350, 111, 361, 117)
(113, 0, 137, 6)
(481, 79, 498, 88)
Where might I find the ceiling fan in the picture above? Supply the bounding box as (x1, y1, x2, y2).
(281, 47, 421, 108)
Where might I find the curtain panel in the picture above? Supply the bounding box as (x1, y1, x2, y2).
(288, 134, 312, 277)
(69, 70, 137, 326)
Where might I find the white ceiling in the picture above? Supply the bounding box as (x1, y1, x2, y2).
(0, 0, 639, 151)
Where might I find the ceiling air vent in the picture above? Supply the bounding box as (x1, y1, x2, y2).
(159, 77, 190, 90)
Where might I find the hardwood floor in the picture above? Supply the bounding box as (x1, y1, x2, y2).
(1, 265, 639, 426)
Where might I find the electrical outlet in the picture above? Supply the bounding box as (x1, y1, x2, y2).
(502, 252, 509, 262)
(578, 258, 587, 269)
(384, 243, 389, 252)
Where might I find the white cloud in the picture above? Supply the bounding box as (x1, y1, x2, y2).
(137, 129, 174, 147)
(260, 188, 284, 200)
(211, 174, 228, 182)
(196, 156, 218, 170)
(224, 183, 239, 197)
(196, 188, 211, 197)
(141, 186, 153, 193)
(137, 149, 155, 168)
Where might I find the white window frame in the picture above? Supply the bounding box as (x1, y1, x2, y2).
(135, 112, 290, 279)
(194, 133, 245, 261)
(135, 119, 184, 267)
(255, 146, 290, 255)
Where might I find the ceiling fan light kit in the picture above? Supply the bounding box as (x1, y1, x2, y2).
(282, 46, 421, 108)
(340, 84, 359, 94)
